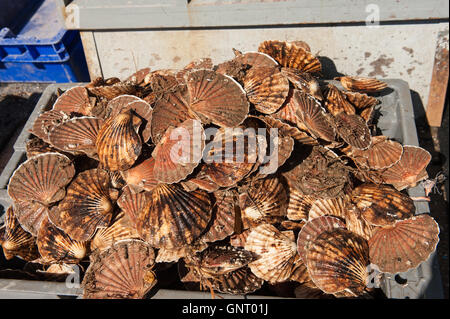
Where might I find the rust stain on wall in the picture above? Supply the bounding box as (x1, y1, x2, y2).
(368, 54, 394, 77)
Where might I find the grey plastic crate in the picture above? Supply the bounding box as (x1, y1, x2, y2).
(0, 80, 445, 298)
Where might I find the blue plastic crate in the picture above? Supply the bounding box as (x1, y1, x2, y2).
(0, 0, 90, 82)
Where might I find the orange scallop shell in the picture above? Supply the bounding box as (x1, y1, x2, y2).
(31, 110, 70, 143)
(7, 152, 75, 206)
(324, 84, 356, 116)
(121, 157, 159, 193)
(82, 239, 156, 299)
(52, 86, 92, 116)
(369, 214, 440, 274)
(336, 76, 387, 93)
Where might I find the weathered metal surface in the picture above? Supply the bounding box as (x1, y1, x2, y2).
(62, 0, 449, 29)
(426, 30, 449, 127)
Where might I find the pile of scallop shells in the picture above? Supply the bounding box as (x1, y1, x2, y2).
(0, 40, 440, 299)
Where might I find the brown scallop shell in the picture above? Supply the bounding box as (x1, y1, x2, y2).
(87, 82, 137, 100)
(52, 86, 92, 116)
(156, 240, 208, 263)
(106, 94, 140, 116)
(258, 40, 321, 73)
(203, 127, 258, 187)
(0, 207, 39, 261)
(242, 66, 289, 114)
(360, 105, 376, 124)
(117, 186, 151, 229)
(146, 69, 180, 94)
(25, 137, 59, 158)
(245, 224, 298, 283)
(324, 84, 356, 116)
(239, 176, 287, 228)
(369, 214, 440, 274)
(352, 183, 415, 227)
(274, 88, 301, 125)
(297, 216, 346, 261)
(232, 50, 279, 68)
(109, 98, 153, 143)
(12, 200, 49, 237)
(344, 91, 380, 109)
(308, 196, 348, 220)
(185, 69, 249, 127)
(286, 187, 316, 221)
(344, 206, 375, 241)
(91, 211, 140, 252)
(150, 86, 194, 144)
(181, 165, 220, 193)
(82, 239, 157, 299)
(333, 112, 372, 150)
(336, 76, 388, 93)
(96, 111, 142, 171)
(121, 158, 159, 193)
(137, 183, 213, 249)
(379, 145, 431, 190)
(31, 110, 70, 143)
(348, 135, 403, 170)
(48, 116, 103, 158)
(295, 91, 336, 142)
(305, 228, 369, 296)
(176, 58, 214, 82)
(260, 115, 318, 145)
(37, 216, 88, 264)
(209, 266, 264, 295)
(281, 68, 323, 101)
(126, 67, 151, 85)
(201, 190, 236, 243)
(49, 168, 116, 241)
(152, 119, 205, 184)
(230, 229, 251, 248)
(7, 152, 75, 206)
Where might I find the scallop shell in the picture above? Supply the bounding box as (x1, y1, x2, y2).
(91, 211, 141, 252)
(87, 82, 137, 100)
(48, 116, 103, 158)
(333, 112, 372, 150)
(176, 58, 214, 82)
(232, 50, 279, 68)
(31, 110, 70, 143)
(181, 165, 220, 193)
(259, 115, 318, 145)
(109, 98, 153, 143)
(96, 111, 142, 171)
(281, 68, 323, 101)
(289, 259, 311, 284)
(137, 183, 213, 249)
(37, 217, 88, 264)
(344, 91, 380, 109)
(344, 206, 374, 241)
(297, 216, 346, 261)
(156, 240, 208, 263)
(258, 40, 321, 73)
(360, 105, 376, 124)
(239, 176, 287, 228)
(308, 196, 348, 220)
(12, 200, 49, 237)
(201, 190, 236, 243)
(305, 228, 369, 296)
(295, 91, 336, 142)
(230, 229, 251, 248)
(242, 66, 289, 114)
(82, 239, 157, 299)
(52, 86, 92, 116)
(379, 145, 431, 190)
(152, 119, 205, 184)
(352, 183, 415, 227)
(117, 186, 151, 229)
(336, 76, 388, 93)
(0, 207, 39, 261)
(7, 152, 75, 206)
(185, 69, 249, 127)
(49, 168, 116, 241)
(107, 95, 141, 116)
(369, 214, 440, 274)
(274, 88, 301, 125)
(121, 157, 159, 193)
(146, 69, 180, 94)
(209, 266, 264, 295)
(286, 187, 315, 221)
(324, 84, 356, 116)
(150, 86, 194, 144)
(126, 67, 151, 84)
(25, 137, 59, 158)
(348, 135, 403, 170)
(245, 224, 298, 283)
(203, 127, 258, 187)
